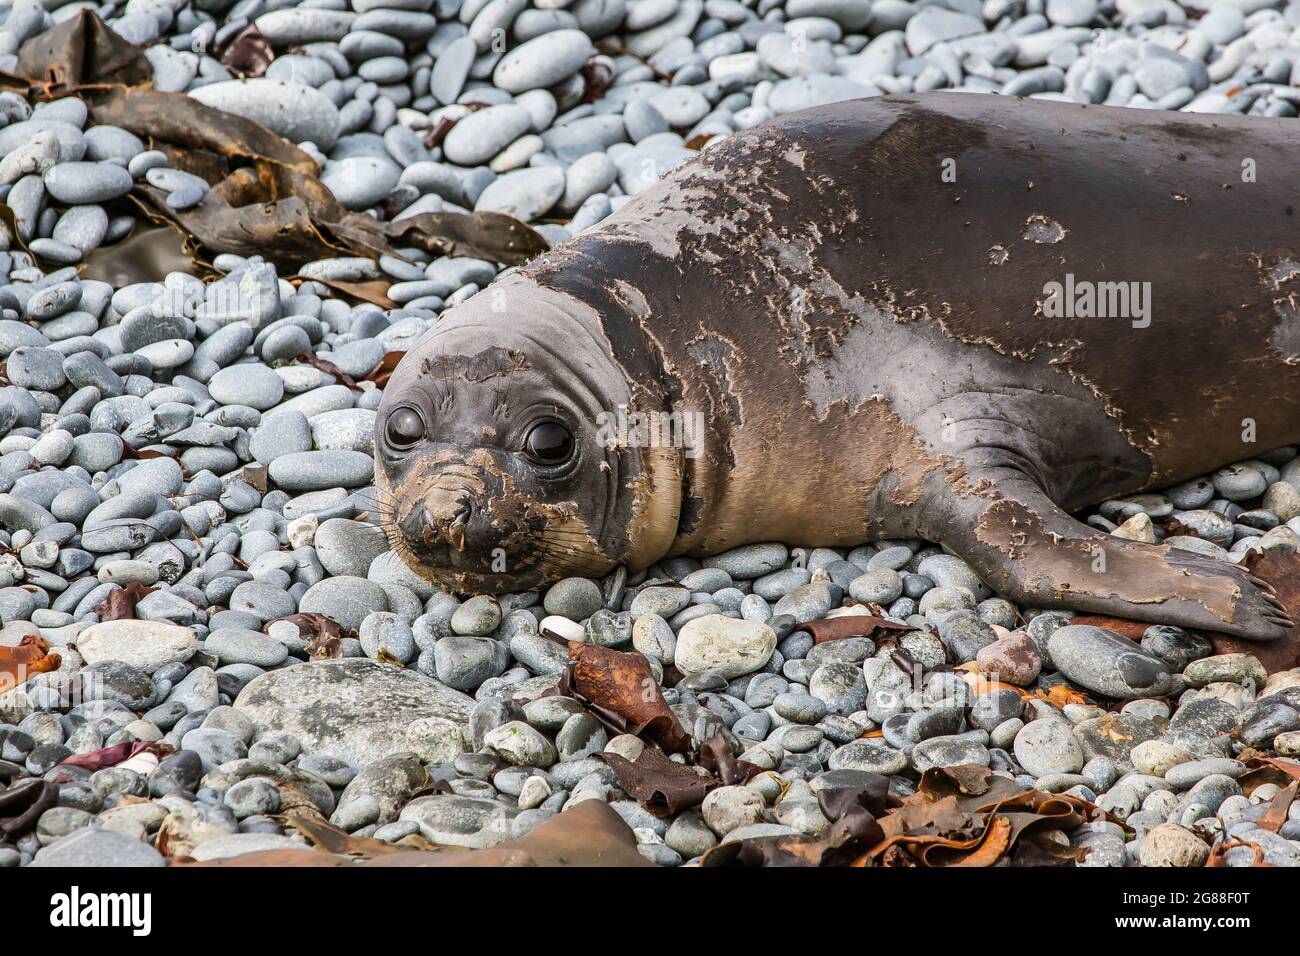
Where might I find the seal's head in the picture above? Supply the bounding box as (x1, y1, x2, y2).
(374, 276, 682, 595)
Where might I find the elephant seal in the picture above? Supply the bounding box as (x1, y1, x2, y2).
(375, 92, 1299, 640)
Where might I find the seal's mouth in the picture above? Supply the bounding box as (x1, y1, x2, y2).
(376, 452, 612, 595)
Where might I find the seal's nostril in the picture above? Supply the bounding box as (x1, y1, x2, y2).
(419, 497, 474, 551)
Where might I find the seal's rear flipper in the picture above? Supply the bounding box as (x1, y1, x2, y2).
(922, 469, 1294, 641)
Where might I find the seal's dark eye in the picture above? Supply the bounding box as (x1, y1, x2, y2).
(524, 421, 573, 465)
(386, 407, 425, 448)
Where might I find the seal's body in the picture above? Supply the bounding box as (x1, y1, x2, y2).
(376, 93, 1299, 640)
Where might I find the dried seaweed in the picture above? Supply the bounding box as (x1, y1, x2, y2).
(6, 13, 549, 280)
(0, 634, 61, 691)
(93, 580, 158, 621)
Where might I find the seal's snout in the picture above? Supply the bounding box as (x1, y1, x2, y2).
(422, 495, 474, 552)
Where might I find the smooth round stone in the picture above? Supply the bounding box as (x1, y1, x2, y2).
(975, 633, 1041, 686)
(493, 29, 595, 93)
(189, 80, 342, 151)
(1164, 758, 1247, 790)
(827, 739, 908, 775)
(1013, 718, 1084, 777)
(255, 8, 357, 43)
(229, 580, 297, 623)
(43, 162, 134, 203)
(323, 156, 402, 210)
(1212, 463, 1269, 501)
(771, 582, 835, 623)
(268, 451, 375, 491)
(224, 778, 281, 819)
(52, 205, 109, 253)
(675, 614, 777, 678)
(31, 828, 164, 867)
(181, 727, 249, 771)
(206, 628, 290, 667)
(969, 689, 1025, 732)
(237, 659, 471, 767)
(808, 661, 866, 715)
(483, 721, 557, 767)
(399, 794, 518, 848)
(701, 785, 766, 836)
(848, 569, 903, 604)
(313, 518, 389, 577)
(474, 166, 564, 222)
(1181, 653, 1267, 689)
(772, 691, 828, 724)
(451, 595, 503, 636)
(1138, 823, 1209, 867)
(208, 364, 285, 411)
(624, 100, 669, 143)
(911, 736, 990, 771)
(6, 347, 66, 390)
(431, 35, 477, 104)
(630, 585, 692, 619)
(1131, 740, 1193, 777)
(701, 543, 788, 579)
(298, 576, 390, 631)
(75, 620, 197, 670)
(442, 104, 533, 166)
(542, 577, 604, 620)
(1047, 626, 1171, 700)
(137, 339, 194, 369)
(916, 554, 987, 599)
(432, 635, 503, 690)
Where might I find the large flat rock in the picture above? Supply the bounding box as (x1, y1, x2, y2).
(234, 659, 473, 767)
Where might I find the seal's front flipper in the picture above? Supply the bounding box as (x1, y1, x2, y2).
(921, 469, 1293, 641)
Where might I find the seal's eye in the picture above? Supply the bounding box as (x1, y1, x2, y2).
(385, 407, 425, 449)
(524, 421, 574, 465)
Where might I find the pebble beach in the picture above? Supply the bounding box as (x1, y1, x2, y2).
(1, 0, 1300, 869)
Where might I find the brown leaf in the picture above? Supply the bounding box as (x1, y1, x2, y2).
(10, 16, 549, 276)
(93, 580, 158, 621)
(802, 614, 916, 645)
(0, 633, 61, 692)
(564, 642, 692, 754)
(1258, 780, 1297, 833)
(1011, 831, 1090, 866)
(296, 351, 359, 390)
(0, 204, 31, 257)
(1206, 839, 1274, 867)
(706, 766, 1120, 868)
(1236, 754, 1300, 797)
(58, 740, 156, 771)
(14, 9, 150, 90)
(0, 779, 57, 841)
(282, 813, 411, 858)
(580, 59, 612, 104)
(599, 747, 714, 817)
(119, 439, 181, 464)
(216, 25, 274, 79)
(706, 781, 890, 867)
(269, 612, 345, 659)
(697, 730, 764, 785)
(299, 276, 397, 309)
(364, 350, 406, 389)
